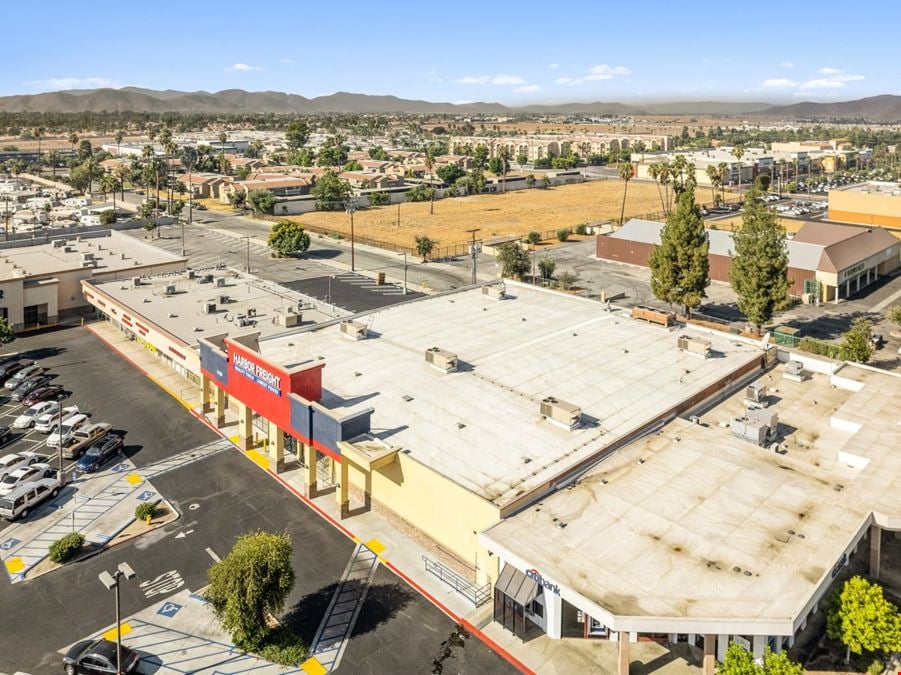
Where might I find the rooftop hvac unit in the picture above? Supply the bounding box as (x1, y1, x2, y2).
(215, 277, 226, 288)
(202, 302, 216, 315)
(677, 335, 712, 358)
(744, 383, 768, 407)
(730, 408, 779, 447)
(340, 320, 368, 341)
(80, 260, 95, 268)
(277, 311, 301, 328)
(540, 396, 582, 431)
(81, 253, 94, 262)
(131, 277, 141, 288)
(218, 295, 229, 305)
(425, 347, 458, 373)
(247, 308, 256, 318)
(63, 246, 73, 253)
(784, 360, 806, 382)
(164, 285, 176, 296)
(200, 274, 213, 284)
(234, 314, 249, 327)
(52, 239, 65, 248)
(482, 284, 506, 300)
(186, 269, 195, 280)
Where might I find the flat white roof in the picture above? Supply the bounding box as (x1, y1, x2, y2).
(258, 282, 763, 509)
(483, 361, 901, 633)
(0, 231, 183, 281)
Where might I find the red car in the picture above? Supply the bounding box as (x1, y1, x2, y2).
(22, 385, 65, 407)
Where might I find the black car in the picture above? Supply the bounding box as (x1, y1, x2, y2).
(11, 375, 51, 402)
(0, 427, 11, 445)
(0, 360, 27, 384)
(63, 638, 140, 674)
(76, 433, 124, 473)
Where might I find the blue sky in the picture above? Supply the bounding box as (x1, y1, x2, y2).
(5, 1, 899, 103)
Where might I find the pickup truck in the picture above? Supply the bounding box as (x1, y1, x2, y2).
(62, 422, 112, 460)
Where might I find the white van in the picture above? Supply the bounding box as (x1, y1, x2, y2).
(0, 476, 60, 520)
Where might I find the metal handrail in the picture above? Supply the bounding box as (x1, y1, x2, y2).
(422, 556, 491, 606)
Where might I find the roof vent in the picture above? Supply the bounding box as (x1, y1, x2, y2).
(276, 311, 301, 328)
(218, 295, 230, 305)
(131, 277, 141, 288)
(425, 347, 458, 373)
(164, 285, 176, 296)
(216, 277, 226, 288)
(202, 302, 217, 315)
(677, 334, 712, 358)
(52, 239, 65, 248)
(482, 284, 506, 300)
(731, 407, 779, 447)
(186, 269, 195, 280)
(540, 397, 582, 431)
(200, 274, 213, 284)
(340, 320, 368, 341)
(744, 383, 769, 408)
(784, 360, 806, 382)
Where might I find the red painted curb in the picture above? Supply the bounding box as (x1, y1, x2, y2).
(85, 323, 534, 675)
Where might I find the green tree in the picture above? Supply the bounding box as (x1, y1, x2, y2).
(317, 135, 349, 167)
(0, 316, 15, 345)
(463, 169, 486, 195)
(718, 643, 803, 675)
(247, 189, 277, 214)
(618, 162, 633, 224)
(516, 152, 528, 167)
(436, 163, 465, 185)
(472, 144, 489, 170)
(99, 209, 117, 225)
(526, 231, 541, 245)
(729, 189, 790, 334)
(367, 191, 390, 206)
(839, 318, 874, 363)
(540, 175, 551, 189)
(732, 143, 745, 194)
(415, 234, 435, 262)
(888, 305, 901, 327)
(648, 185, 710, 316)
(267, 219, 311, 257)
(496, 242, 530, 280)
(344, 160, 363, 171)
(827, 576, 901, 662)
(206, 531, 295, 651)
(368, 146, 389, 161)
(557, 270, 578, 290)
(311, 170, 351, 211)
(538, 253, 556, 281)
(285, 120, 310, 150)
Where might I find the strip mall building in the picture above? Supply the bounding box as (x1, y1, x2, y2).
(82, 274, 901, 673)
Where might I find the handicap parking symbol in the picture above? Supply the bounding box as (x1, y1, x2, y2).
(111, 463, 129, 473)
(157, 602, 182, 618)
(137, 490, 156, 502)
(0, 537, 20, 551)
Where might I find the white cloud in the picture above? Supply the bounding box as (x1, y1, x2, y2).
(555, 77, 583, 86)
(280, 58, 293, 64)
(800, 70, 865, 89)
(779, 61, 794, 68)
(548, 63, 559, 69)
(818, 67, 842, 75)
(761, 78, 799, 88)
(801, 78, 846, 89)
(585, 64, 631, 81)
(28, 76, 121, 91)
(226, 63, 262, 72)
(491, 74, 525, 85)
(833, 73, 865, 82)
(458, 75, 490, 84)
(515, 84, 540, 93)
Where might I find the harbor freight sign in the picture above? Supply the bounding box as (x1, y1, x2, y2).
(232, 353, 282, 396)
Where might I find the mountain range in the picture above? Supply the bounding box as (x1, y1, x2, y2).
(0, 87, 899, 121)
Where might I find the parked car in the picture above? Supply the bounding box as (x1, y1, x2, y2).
(47, 413, 89, 448)
(0, 475, 61, 520)
(65, 423, 113, 461)
(35, 406, 80, 434)
(0, 427, 11, 445)
(12, 401, 58, 429)
(0, 463, 54, 497)
(74, 430, 123, 470)
(63, 638, 141, 674)
(0, 360, 28, 384)
(11, 375, 52, 401)
(22, 384, 65, 407)
(5, 364, 43, 390)
(0, 451, 43, 480)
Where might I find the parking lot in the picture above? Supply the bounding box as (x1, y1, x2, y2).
(0, 326, 518, 674)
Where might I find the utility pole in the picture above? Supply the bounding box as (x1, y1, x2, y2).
(241, 236, 251, 274)
(396, 202, 400, 228)
(345, 195, 358, 272)
(402, 252, 407, 295)
(465, 228, 480, 286)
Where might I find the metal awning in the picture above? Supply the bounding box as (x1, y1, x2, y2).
(495, 563, 539, 606)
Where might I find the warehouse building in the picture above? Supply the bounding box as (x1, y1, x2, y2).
(597, 219, 900, 303)
(828, 182, 901, 231)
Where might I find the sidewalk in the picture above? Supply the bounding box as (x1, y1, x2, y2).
(85, 320, 531, 673)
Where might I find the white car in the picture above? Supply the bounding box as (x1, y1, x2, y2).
(0, 475, 62, 520)
(47, 413, 89, 448)
(34, 406, 80, 434)
(4, 364, 42, 390)
(0, 451, 43, 480)
(0, 463, 55, 497)
(12, 401, 58, 429)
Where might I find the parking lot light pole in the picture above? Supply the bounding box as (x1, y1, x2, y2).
(99, 563, 136, 674)
(56, 396, 64, 484)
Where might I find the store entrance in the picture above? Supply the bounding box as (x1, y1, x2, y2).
(493, 564, 543, 642)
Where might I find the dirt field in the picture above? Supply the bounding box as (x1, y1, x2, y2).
(709, 215, 807, 234)
(291, 180, 729, 251)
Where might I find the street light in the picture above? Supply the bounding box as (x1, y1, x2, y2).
(345, 196, 358, 272)
(98, 562, 136, 674)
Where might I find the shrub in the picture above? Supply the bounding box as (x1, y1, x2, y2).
(257, 626, 308, 666)
(538, 254, 556, 281)
(367, 191, 389, 206)
(887, 304, 901, 327)
(574, 223, 588, 236)
(496, 242, 530, 279)
(526, 231, 541, 245)
(556, 228, 570, 242)
(49, 533, 85, 564)
(415, 235, 435, 262)
(99, 209, 117, 225)
(557, 270, 578, 290)
(268, 220, 311, 257)
(798, 336, 841, 359)
(839, 318, 873, 363)
(135, 502, 157, 521)
(866, 658, 884, 675)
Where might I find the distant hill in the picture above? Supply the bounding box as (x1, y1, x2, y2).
(760, 95, 901, 122)
(0, 88, 897, 121)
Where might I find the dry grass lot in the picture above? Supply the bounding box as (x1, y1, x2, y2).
(710, 215, 807, 234)
(292, 180, 728, 250)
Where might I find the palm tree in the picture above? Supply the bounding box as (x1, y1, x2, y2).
(115, 130, 125, 156)
(717, 162, 728, 205)
(731, 143, 745, 196)
(68, 132, 79, 154)
(180, 146, 198, 227)
(33, 127, 44, 157)
(498, 145, 510, 194)
(671, 154, 689, 195)
(43, 150, 59, 178)
(648, 163, 665, 214)
(424, 147, 436, 215)
(99, 174, 118, 212)
(658, 161, 672, 214)
(705, 165, 720, 205)
(618, 162, 633, 226)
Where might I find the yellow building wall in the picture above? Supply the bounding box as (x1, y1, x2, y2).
(348, 453, 502, 584)
(829, 191, 901, 229)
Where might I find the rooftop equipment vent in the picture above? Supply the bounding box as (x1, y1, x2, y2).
(540, 396, 582, 431)
(218, 295, 229, 305)
(164, 285, 176, 296)
(744, 383, 768, 408)
(784, 360, 806, 382)
(425, 347, 458, 373)
(277, 311, 301, 328)
(340, 321, 368, 341)
(186, 269, 195, 280)
(52, 239, 65, 248)
(482, 284, 506, 300)
(202, 302, 216, 315)
(730, 407, 779, 447)
(215, 277, 226, 288)
(677, 335, 712, 358)
(199, 274, 213, 284)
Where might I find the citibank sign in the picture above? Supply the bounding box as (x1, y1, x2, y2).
(233, 353, 282, 396)
(526, 569, 560, 595)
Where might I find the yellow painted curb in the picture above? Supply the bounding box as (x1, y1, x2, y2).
(228, 434, 241, 445)
(245, 449, 268, 470)
(300, 656, 327, 675)
(365, 538, 386, 555)
(102, 621, 132, 641)
(4, 557, 24, 574)
(125, 473, 143, 486)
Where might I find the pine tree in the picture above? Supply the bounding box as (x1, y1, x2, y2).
(729, 189, 790, 334)
(648, 185, 709, 316)
(839, 318, 873, 363)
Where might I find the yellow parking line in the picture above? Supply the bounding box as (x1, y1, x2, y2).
(245, 449, 268, 470)
(102, 622, 132, 641)
(365, 538, 386, 555)
(300, 656, 327, 675)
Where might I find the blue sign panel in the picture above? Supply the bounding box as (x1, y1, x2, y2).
(157, 602, 182, 618)
(289, 396, 312, 444)
(200, 343, 229, 386)
(112, 463, 129, 473)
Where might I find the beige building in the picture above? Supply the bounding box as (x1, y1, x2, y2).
(0, 231, 184, 332)
(828, 182, 901, 231)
